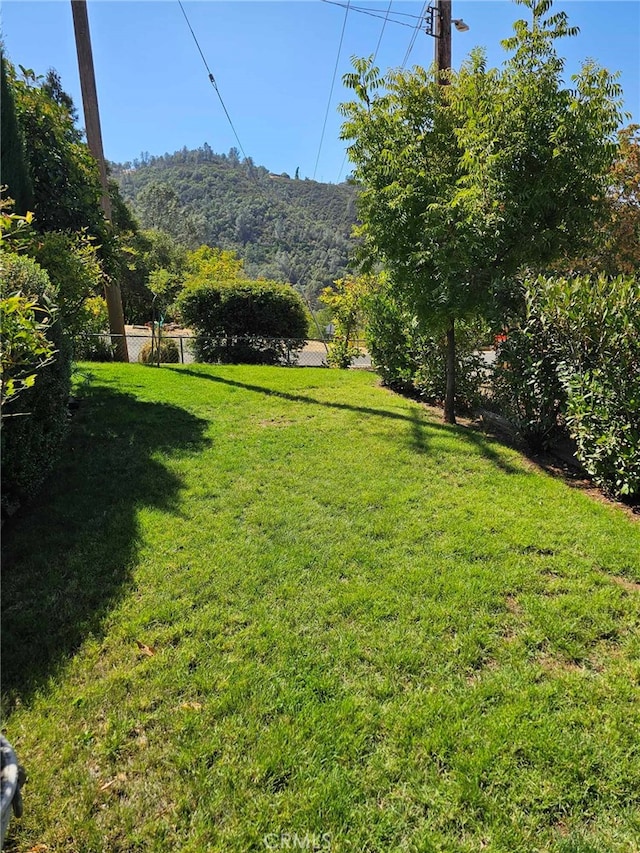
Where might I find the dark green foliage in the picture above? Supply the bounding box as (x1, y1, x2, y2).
(364, 278, 486, 411)
(363, 284, 416, 393)
(139, 338, 180, 364)
(114, 228, 187, 324)
(107, 178, 139, 233)
(542, 274, 640, 499)
(111, 148, 358, 303)
(41, 69, 78, 120)
(1, 254, 72, 516)
(491, 310, 567, 450)
(10, 65, 107, 241)
(490, 274, 640, 499)
(134, 180, 205, 249)
(565, 368, 639, 500)
(77, 337, 115, 362)
(0, 55, 33, 214)
(5, 60, 135, 288)
(178, 280, 308, 365)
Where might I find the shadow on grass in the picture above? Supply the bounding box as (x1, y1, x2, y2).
(1, 381, 209, 711)
(168, 366, 522, 475)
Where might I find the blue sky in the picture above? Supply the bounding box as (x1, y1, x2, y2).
(2, 1, 638, 182)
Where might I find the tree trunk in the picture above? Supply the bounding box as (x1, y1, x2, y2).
(72, 0, 129, 363)
(444, 317, 456, 424)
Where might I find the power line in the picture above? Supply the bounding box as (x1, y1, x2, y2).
(373, 0, 393, 61)
(401, 2, 428, 69)
(178, 0, 249, 163)
(336, 150, 349, 185)
(321, 0, 419, 27)
(313, 0, 351, 181)
(352, 2, 424, 18)
(176, 0, 348, 305)
(336, 0, 393, 183)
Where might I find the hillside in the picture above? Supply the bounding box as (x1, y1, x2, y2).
(111, 146, 359, 304)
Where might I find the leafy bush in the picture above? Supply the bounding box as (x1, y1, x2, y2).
(543, 274, 640, 499)
(320, 276, 366, 369)
(30, 229, 103, 349)
(490, 286, 567, 449)
(1, 56, 33, 215)
(363, 277, 486, 411)
(177, 280, 308, 365)
(1, 252, 72, 515)
(74, 297, 112, 360)
(565, 369, 639, 499)
(490, 274, 640, 499)
(139, 338, 180, 364)
(0, 252, 56, 405)
(79, 337, 115, 362)
(362, 278, 421, 392)
(9, 61, 107, 242)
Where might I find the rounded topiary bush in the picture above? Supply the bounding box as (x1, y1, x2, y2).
(177, 280, 307, 365)
(138, 338, 179, 364)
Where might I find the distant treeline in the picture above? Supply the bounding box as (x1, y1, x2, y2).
(111, 145, 359, 304)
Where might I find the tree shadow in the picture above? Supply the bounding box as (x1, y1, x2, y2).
(166, 366, 523, 475)
(408, 406, 432, 455)
(1, 382, 209, 710)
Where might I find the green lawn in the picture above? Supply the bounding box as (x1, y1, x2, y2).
(2, 363, 639, 853)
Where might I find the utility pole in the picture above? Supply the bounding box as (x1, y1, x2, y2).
(436, 0, 455, 423)
(71, 0, 128, 362)
(436, 0, 452, 81)
(421, 1, 464, 423)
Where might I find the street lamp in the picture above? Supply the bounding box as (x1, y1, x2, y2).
(422, 2, 468, 73)
(423, 4, 469, 39)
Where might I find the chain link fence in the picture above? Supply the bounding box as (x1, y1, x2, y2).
(80, 333, 372, 369)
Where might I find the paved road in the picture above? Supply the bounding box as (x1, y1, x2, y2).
(122, 329, 372, 368)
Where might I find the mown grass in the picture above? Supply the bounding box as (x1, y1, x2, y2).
(2, 363, 639, 853)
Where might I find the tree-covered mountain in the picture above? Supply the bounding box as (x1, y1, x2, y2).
(111, 145, 359, 305)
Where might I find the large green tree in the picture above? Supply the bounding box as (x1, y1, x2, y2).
(340, 0, 623, 422)
(8, 63, 108, 242)
(0, 55, 33, 214)
(553, 124, 640, 276)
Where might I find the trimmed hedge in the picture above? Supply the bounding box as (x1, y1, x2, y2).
(178, 279, 308, 365)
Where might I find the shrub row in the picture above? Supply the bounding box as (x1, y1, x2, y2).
(492, 274, 639, 500)
(359, 271, 638, 500)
